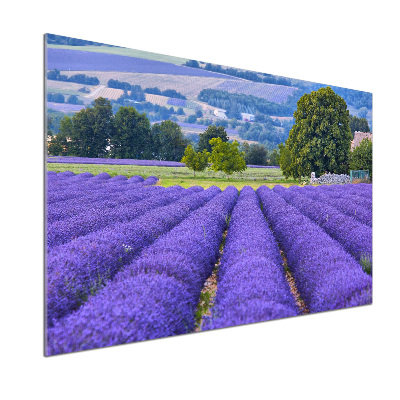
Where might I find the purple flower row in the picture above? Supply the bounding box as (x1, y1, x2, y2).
(47, 173, 154, 204)
(48, 156, 186, 167)
(322, 186, 371, 210)
(47, 178, 153, 224)
(321, 183, 372, 200)
(257, 186, 372, 313)
(203, 186, 298, 330)
(47, 48, 239, 80)
(293, 186, 372, 227)
(47, 185, 216, 326)
(304, 185, 372, 210)
(47, 184, 178, 249)
(273, 185, 372, 263)
(47, 186, 238, 355)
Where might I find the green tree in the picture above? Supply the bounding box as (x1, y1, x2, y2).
(198, 125, 229, 153)
(349, 114, 370, 136)
(268, 148, 280, 166)
(243, 143, 268, 165)
(152, 120, 190, 161)
(111, 106, 153, 159)
(67, 95, 83, 105)
(67, 97, 113, 158)
(285, 87, 352, 179)
(208, 138, 246, 178)
(187, 115, 197, 124)
(181, 145, 209, 176)
(278, 143, 292, 179)
(358, 107, 368, 119)
(350, 138, 372, 179)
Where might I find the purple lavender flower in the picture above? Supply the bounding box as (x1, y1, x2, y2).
(257, 186, 372, 313)
(204, 186, 298, 330)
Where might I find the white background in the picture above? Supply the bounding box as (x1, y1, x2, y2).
(2, 1, 399, 399)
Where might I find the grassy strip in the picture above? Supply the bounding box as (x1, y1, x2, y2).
(47, 163, 303, 189)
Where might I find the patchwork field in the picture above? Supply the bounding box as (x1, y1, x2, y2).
(60, 71, 228, 99)
(46, 171, 372, 355)
(214, 80, 297, 103)
(47, 48, 238, 79)
(84, 86, 124, 100)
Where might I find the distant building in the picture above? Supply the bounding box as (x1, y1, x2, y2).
(241, 112, 255, 122)
(214, 108, 228, 119)
(351, 131, 372, 151)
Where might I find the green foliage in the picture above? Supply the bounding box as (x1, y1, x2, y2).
(67, 95, 83, 105)
(198, 125, 229, 153)
(349, 114, 370, 136)
(349, 138, 372, 179)
(111, 106, 153, 159)
(181, 145, 209, 176)
(268, 148, 280, 166)
(358, 107, 368, 119)
(177, 107, 185, 115)
(195, 109, 203, 118)
(143, 87, 186, 100)
(47, 69, 99, 85)
(187, 115, 197, 124)
(152, 120, 190, 162)
(242, 143, 268, 165)
(47, 116, 71, 156)
(208, 138, 247, 178)
(47, 93, 65, 103)
(198, 89, 295, 118)
(64, 97, 113, 158)
(278, 143, 292, 178)
(360, 253, 372, 275)
(185, 60, 200, 68)
(285, 87, 352, 179)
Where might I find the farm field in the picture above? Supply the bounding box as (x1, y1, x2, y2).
(83, 86, 124, 100)
(46, 162, 293, 189)
(60, 71, 228, 99)
(46, 171, 372, 355)
(214, 80, 297, 103)
(47, 44, 190, 65)
(47, 102, 86, 113)
(47, 80, 95, 97)
(47, 48, 239, 79)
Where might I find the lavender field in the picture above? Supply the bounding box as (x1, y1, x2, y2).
(47, 48, 239, 79)
(47, 156, 186, 167)
(46, 171, 372, 355)
(214, 80, 297, 104)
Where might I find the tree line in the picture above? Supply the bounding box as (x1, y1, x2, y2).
(184, 60, 292, 86)
(108, 79, 187, 100)
(47, 98, 190, 161)
(47, 93, 84, 105)
(198, 89, 296, 117)
(47, 69, 100, 85)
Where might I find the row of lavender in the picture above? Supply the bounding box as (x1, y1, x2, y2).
(47, 174, 372, 354)
(47, 185, 238, 354)
(47, 156, 185, 167)
(256, 186, 372, 312)
(203, 184, 372, 328)
(204, 187, 298, 330)
(47, 156, 279, 168)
